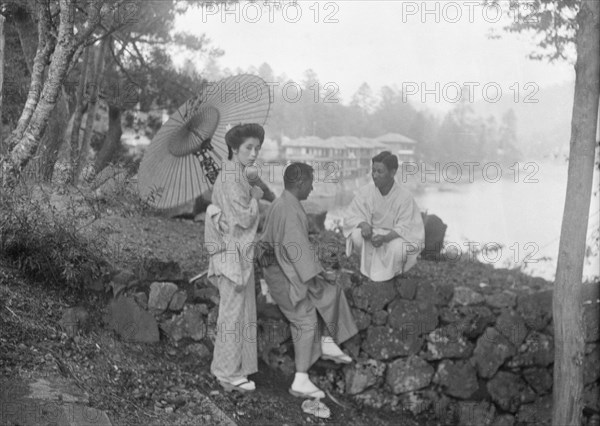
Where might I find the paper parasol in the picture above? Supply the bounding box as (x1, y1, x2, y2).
(138, 74, 271, 209)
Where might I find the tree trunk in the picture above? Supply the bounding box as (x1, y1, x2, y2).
(37, 92, 69, 181)
(13, 1, 38, 73)
(78, 39, 107, 180)
(3, 0, 77, 184)
(68, 45, 90, 182)
(5, 1, 54, 152)
(0, 15, 5, 151)
(552, 1, 600, 426)
(93, 104, 122, 174)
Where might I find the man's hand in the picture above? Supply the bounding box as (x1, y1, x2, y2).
(255, 241, 274, 268)
(359, 222, 373, 240)
(371, 234, 386, 248)
(250, 186, 264, 200)
(371, 231, 399, 248)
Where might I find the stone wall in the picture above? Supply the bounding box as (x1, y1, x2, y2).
(100, 258, 600, 426)
(257, 270, 600, 426)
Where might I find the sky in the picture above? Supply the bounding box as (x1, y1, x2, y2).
(174, 0, 575, 108)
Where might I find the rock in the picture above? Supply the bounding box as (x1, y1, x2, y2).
(342, 334, 361, 359)
(397, 392, 432, 416)
(495, 309, 528, 347)
(362, 326, 423, 360)
(148, 282, 179, 314)
(353, 389, 399, 411)
(257, 319, 291, 362)
(516, 395, 552, 426)
(433, 360, 479, 399)
(473, 327, 516, 378)
(59, 307, 90, 337)
(487, 371, 536, 413)
(386, 355, 434, 394)
(458, 401, 496, 426)
(184, 343, 211, 358)
(506, 331, 554, 368)
(133, 292, 148, 309)
(142, 259, 183, 283)
(111, 269, 136, 285)
(388, 299, 438, 335)
(452, 286, 485, 306)
(416, 281, 454, 306)
(395, 277, 418, 300)
(344, 359, 386, 395)
(267, 352, 295, 377)
(105, 297, 159, 343)
(109, 269, 137, 297)
(193, 286, 220, 306)
(372, 310, 388, 326)
(159, 305, 206, 342)
(584, 344, 600, 384)
(168, 290, 188, 311)
(352, 280, 397, 312)
(423, 326, 473, 360)
(517, 290, 553, 331)
(337, 269, 357, 294)
(439, 307, 461, 323)
(492, 414, 515, 426)
(522, 367, 553, 395)
(456, 306, 496, 339)
(429, 392, 456, 424)
(351, 308, 372, 331)
(485, 290, 517, 309)
(584, 382, 600, 412)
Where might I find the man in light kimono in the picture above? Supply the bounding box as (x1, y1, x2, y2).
(343, 151, 425, 282)
(259, 162, 358, 399)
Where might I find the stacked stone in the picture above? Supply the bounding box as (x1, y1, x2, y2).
(98, 257, 600, 426)
(330, 271, 600, 426)
(102, 261, 220, 363)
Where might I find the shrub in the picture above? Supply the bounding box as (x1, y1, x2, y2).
(0, 181, 111, 289)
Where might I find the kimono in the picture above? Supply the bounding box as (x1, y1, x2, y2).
(260, 190, 358, 371)
(343, 180, 425, 281)
(204, 160, 258, 382)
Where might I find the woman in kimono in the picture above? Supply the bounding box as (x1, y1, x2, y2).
(204, 123, 265, 392)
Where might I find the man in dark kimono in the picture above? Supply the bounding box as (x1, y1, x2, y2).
(259, 162, 358, 399)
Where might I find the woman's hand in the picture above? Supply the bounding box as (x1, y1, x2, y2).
(250, 186, 264, 200)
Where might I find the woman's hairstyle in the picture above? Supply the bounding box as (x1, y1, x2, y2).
(372, 150, 398, 171)
(225, 123, 265, 160)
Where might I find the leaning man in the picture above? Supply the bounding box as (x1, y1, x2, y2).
(343, 151, 425, 282)
(258, 162, 358, 399)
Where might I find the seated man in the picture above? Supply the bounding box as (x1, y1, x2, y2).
(343, 151, 425, 282)
(258, 162, 358, 399)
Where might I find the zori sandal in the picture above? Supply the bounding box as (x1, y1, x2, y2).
(219, 379, 255, 393)
(301, 399, 331, 419)
(289, 388, 326, 399)
(321, 353, 352, 364)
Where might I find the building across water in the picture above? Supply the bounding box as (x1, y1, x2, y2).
(261, 133, 418, 197)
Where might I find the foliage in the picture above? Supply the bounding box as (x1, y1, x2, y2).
(0, 181, 110, 288)
(488, 0, 579, 62)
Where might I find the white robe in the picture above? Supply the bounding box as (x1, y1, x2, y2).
(343, 180, 425, 281)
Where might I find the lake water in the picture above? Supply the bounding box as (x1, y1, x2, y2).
(321, 159, 599, 283)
